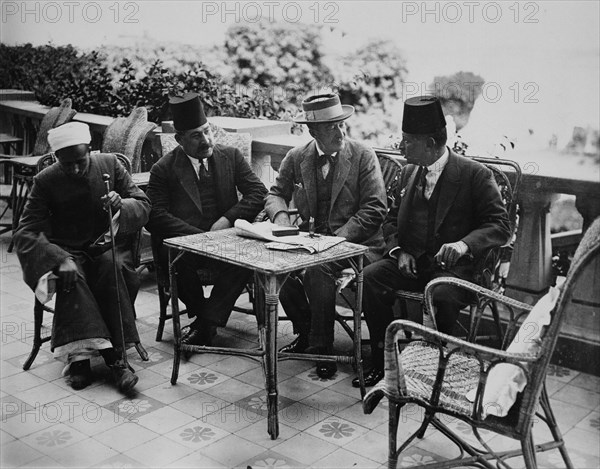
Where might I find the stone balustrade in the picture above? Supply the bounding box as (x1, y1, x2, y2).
(1, 93, 598, 373)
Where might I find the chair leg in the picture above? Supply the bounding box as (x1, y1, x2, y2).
(23, 301, 44, 371)
(388, 401, 402, 469)
(521, 433, 538, 469)
(135, 343, 149, 361)
(539, 384, 574, 469)
(156, 286, 169, 342)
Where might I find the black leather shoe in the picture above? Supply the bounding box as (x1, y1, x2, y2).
(110, 360, 138, 394)
(316, 361, 337, 379)
(279, 335, 309, 354)
(69, 359, 93, 390)
(181, 327, 216, 347)
(352, 368, 384, 388)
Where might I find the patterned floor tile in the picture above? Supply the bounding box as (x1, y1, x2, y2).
(94, 421, 159, 452)
(103, 393, 166, 423)
(94, 453, 146, 468)
(335, 400, 389, 430)
(163, 419, 230, 449)
(165, 452, 226, 468)
(278, 375, 324, 401)
(237, 449, 306, 469)
(130, 367, 170, 392)
(0, 360, 23, 379)
(1, 439, 44, 466)
(65, 406, 126, 436)
(546, 364, 577, 383)
(1, 368, 48, 394)
(537, 446, 599, 469)
(7, 349, 54, 369)
(235, 390, 296, 418)
(205, 355, 262, 377)
(271, 432, 339, 465)
(127, 346, 172, 369)
(19, 455, 63, 468)
(148, 357, 203, 380)
(548, 398, 594, 429)
(570, 372, 600, 393)
(575, 409, 600, 433)
(564, 427, 600, 458)
(304, 415, 369, 446)
(20, 422, 89, 456)
(178, 367, 231, 392)
(200, 433, 272, 467)
(395, 447, 446, 468)
(204, 376, 262, 403)
(1, 405, 57, 439)
(236, 365, 269, 388)
(1, 393, 34, 420)
(15, 381, 73, 407)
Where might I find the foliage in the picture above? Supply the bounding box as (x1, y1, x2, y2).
(430, 71, 484, 130)
(334, 38, 408, 113)
(0, 43, 278, 123)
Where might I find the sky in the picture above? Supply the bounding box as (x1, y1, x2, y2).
(2, 0, 599, 153)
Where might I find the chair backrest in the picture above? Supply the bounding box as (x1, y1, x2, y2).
(101, 107, 157, 173)
(375, 150, 403, 208)
(470, 156, 522, 290)
(33, 98, 77, 156)
(35, 153, 57, 172)
(512, 217, 600, 432)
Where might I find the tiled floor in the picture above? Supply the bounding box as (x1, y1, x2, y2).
(1, 231, 599, 468)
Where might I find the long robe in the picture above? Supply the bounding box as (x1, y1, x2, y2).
(14, 153, 150, 350)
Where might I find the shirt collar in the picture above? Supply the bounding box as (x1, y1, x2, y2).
(425, 147, 449, 173)
(315, 142, 337, 158)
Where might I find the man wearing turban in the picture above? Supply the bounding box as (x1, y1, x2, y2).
(14, 122, 150, 393)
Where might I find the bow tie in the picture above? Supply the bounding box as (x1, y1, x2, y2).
(318, 154, 335, 166)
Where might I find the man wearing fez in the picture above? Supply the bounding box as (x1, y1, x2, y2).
(265, 93, 387, 379)
(146, 93, 267, 346)
(357, 96, 511, 387)
(14, 122, 150, 393)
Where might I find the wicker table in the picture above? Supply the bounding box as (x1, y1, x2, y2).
(164, 228, 369, 439)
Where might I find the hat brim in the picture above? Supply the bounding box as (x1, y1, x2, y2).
(292, 105, 355, 124)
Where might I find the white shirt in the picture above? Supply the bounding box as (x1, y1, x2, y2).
(185, 153, 209, 177)
(422, 147, 449, 200)
(315, 143, 337, 179)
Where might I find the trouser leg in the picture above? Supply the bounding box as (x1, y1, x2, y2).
(278, 273, 311, 336)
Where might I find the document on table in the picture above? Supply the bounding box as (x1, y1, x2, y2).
(234, 219, 346, 254)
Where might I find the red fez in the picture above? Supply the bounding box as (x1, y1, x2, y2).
(402, 96, 446, 134)
(169, 92, 207, 131)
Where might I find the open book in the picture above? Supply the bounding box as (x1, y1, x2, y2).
(234, 219, 346, 254)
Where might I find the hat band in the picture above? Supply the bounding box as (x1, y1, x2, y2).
(305, 103, 345, 121)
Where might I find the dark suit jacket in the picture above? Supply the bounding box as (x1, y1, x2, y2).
(265, 138, 387, 261)
(384, 149, 511, 266)
(146, 144, 267, 239)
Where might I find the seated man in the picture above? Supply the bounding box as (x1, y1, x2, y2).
(266, 93, 387, 379)
(14, 122, 150, 393)
(357, 96, 511, 387)
(146, 92, 267, 346)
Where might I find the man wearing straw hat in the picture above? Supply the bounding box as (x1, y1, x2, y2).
(14, 122, 150, 393)
(146, 92, 267, 347)
(265, 92, 387, 379)
(357, 96, 511, 387)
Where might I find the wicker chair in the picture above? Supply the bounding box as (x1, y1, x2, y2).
(101, 107, 157, 173)
(362, 220, 600, 469)
(22, 152, 149, 370)
(394, 156, 522, 346)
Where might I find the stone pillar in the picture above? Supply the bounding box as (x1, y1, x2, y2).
(505, 192, 557, 304)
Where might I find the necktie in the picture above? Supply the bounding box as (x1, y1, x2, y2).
(420, 166, 429, 199)
(319, 154, 334, 178)
(199, 159, 209, 178)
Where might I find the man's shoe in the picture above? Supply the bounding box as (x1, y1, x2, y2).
(316, 361, 338, 379)
(279, 335, 309, 354)
(110, 360, 138, 394)
(352, 368, 384, 388)
(69, 359, 93, 390)
(181, 326, 216, 347)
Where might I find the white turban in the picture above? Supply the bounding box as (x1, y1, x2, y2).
(47, 122, 91, 152)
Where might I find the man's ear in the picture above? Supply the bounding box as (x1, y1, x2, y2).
(174, 133, 183, 145)
(425, 136, 437, 150)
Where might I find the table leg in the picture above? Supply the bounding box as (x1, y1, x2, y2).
(353, 255, 366, 398)
(264, 274, 280, 440)
(169, 248, 184, 385)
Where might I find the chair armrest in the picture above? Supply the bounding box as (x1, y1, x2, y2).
(424, 277, 532, 317)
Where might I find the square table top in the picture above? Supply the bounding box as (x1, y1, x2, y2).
(163, 228, 369, 275)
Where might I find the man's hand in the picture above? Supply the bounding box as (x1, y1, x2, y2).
(56, 257, 78, 292)
(434, 241, 469, 268)
(273, 212, 292, 227)
(397, 251, 418, 279)
(210, 216, 232, 231)
(101, 191, 122, 212)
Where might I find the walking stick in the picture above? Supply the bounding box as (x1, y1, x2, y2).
(102, 174, 129, 368)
